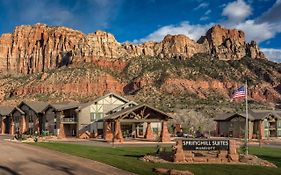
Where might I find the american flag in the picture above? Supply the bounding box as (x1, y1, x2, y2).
(232, 86, 246, 99)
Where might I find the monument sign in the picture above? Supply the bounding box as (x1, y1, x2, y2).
(182, 139, 229, 151)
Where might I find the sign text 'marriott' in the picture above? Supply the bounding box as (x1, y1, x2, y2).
(182, 140, 229, 151)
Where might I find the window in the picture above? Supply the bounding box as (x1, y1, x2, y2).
(90, 112, 104, 122)
(29, 116, 33, 123)
(264, 120, 269, 129)
(14, 116, 20, 123)
(153, 128, 158, 134)
(264, 130, 269, 137)
(277, 120, 281, 128)
(278, 130, 281, 137)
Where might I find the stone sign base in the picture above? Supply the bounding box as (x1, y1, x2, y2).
(140, 139, 277, 168)
(173, 140, 239, 163)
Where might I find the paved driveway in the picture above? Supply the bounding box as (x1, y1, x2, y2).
(0, 138, 135, 175)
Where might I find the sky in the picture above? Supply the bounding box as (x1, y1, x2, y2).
(0, 0, 281, 62)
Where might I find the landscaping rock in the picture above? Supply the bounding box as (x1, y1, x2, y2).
(239, 154, 277, 168)
(169, 169, 194, 175)
(153, 168, 194, 175)
(153, 168, 169, 174)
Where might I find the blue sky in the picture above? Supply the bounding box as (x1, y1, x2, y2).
(0, 0, 281, 61)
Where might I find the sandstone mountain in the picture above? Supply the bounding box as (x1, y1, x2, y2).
(0, 23, 279, 112)
(0, 24, 265, 74)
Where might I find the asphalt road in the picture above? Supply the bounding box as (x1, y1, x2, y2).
(0, 137, 135, 175)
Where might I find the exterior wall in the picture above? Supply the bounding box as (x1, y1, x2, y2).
(218, 121, 230, 137)
(53, 109, 78, 138)
(45, 108, 56, 135)
(12, 111, 22, 133)
(252, 120, 265, 139)
(263, 118, 279, 138)
(78, 105, 91, 133)
(78, 95, 127, 136)
(19, 104, 38, 134)
(217, 117, 253, 139)
(278, 119, 281, 137)
(253, 121, 259, 138)
(230, 116, 245, 138)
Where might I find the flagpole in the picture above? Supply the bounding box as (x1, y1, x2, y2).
(245, 80, 249, 155)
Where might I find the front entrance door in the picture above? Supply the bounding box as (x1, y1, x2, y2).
(121, 123, 133, 138)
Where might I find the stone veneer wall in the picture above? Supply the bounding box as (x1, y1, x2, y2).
(173, 140, 239, 163)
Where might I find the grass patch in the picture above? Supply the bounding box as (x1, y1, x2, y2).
(30, 142, 281, 175)
(249, 146, 281, 167)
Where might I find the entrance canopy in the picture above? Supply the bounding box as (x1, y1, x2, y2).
(103, 104, 172, 143)
(104, 104, 172, 122)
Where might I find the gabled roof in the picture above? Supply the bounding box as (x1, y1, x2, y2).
(18, 101, 49, 114)
(104, 104, 173, 120)
(106, 101, 138, 115)
(11, 107, 25, 115)
(0, 106, 14, 116)
(79, 92, 130, 110)
(215, 109, 281, 121)
(43, 102, 79, 112)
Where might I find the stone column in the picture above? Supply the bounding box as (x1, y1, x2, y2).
(173, 140, 186, 162)
(57, 111, 66, 138)
(25, 116, 29, 133)
(58, 122, 66, 138)
(258, 120, 265, 139)
(1, 118, 5, 134)
(10, 117, 15, 135)
(20, 114, 27, 134)
(248, 121, 253, 140)
(160, 121, 171, 142)
(113, 120, 123, 143)
(216, 122, 220, 136)
(103, 121, 113, 141)
(145, 122, 154, 140)
(33, 116, 40, 134)
(228, 140, 239, 162)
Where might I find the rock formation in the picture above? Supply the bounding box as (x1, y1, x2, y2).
(0, 24, 266, 75)
(0, 23, 279, 107)
(198, 25, 265, 60)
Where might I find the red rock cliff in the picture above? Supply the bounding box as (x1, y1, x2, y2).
(0, 24, 266, 75)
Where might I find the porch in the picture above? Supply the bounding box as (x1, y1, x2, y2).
(103, 104, 173, 143)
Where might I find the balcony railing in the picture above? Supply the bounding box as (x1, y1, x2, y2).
(61, 117, 77, 123)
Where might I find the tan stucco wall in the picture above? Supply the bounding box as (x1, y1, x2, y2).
(78, 96, 127, 134)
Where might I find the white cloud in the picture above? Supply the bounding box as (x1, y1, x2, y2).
(261, 48, 281, 62)
(220, 0, 281, 43)
(135, 22, 212, 43)
(258, 0, 281, 24)
(199, 10, 212, 21)
(204, 10, 212, 15)
(234, 20, 275, 42)
(194, 2, 209, 10)
(200, 16, 209, 21)
(134, 0, 281, 46)
(222, 0, 252, 24)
